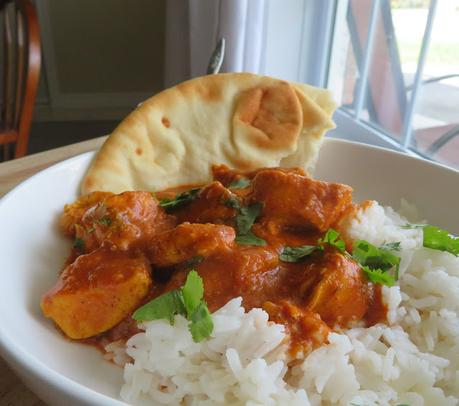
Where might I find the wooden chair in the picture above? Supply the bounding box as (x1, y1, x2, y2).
(1, 0, 41, 160)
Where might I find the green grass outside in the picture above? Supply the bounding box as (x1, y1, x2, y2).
(398, 42, 459, 65)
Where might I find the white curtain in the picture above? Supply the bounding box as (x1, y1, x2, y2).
(164, 0, 268, 88)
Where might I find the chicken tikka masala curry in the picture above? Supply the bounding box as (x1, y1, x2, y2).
(41, 165, 387, 357)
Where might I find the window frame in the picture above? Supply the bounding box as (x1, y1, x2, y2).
(313, 0, 440, 157)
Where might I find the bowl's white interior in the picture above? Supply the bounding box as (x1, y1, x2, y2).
(0, 138, 457, 405)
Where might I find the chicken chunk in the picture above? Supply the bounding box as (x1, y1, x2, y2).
(248, 169, 353, 232)
(163, 246, 279, 311)
(174, 182, 236, 224)
(41, 248, 151, 339)
(60, 191, 113, 236)
(212, 164, 308, 187)
(73, 191, 175, 252)
(149, 223, 235, 267)
(303, 250, 370, 326)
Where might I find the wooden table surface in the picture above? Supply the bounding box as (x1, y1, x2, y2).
(0, 136, 106, 405)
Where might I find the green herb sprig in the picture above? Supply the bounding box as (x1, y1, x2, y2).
(228, 178, 251, 190)
(279, 229, 345, 262)
(318, 228, 346, 252)
(133, 270, 213, 342)
(73, 237, 85, 250)
(224, 197, 266, 246)
(352, 240, 401, 286)
(280, 229, 401, 287)
(159, 188, 201, 212)
(97, 216, 112, 227)
(403, 223, 459, 257)
(423, 225, 459, 256)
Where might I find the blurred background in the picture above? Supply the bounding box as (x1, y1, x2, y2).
(1, 0, 458, 170)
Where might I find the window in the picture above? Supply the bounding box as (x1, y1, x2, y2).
(326, 0, 459, 170)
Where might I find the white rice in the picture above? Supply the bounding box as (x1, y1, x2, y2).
(118, 201, 459, 405)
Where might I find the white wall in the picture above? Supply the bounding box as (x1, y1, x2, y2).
(34, 0, 166, 121)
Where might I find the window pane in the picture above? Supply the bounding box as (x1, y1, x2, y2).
(409, 1, 459, 170)
(362, 0, 429, 139)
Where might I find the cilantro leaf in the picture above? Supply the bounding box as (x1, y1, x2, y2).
(318, 228, 346, 252)
(159, 188, 201, 212)
(423, 225, 459, 256)
(353, 240, 401, 284)
(132, 290, 186, 324)
(223, 196, 241, 210)
(183, 256, 204, 268)
(401, 223, 426, 229)
(362, 266, 396, 286)
(235, 231, 267, 246)
(236, 202, 263, 235)
(98, 216, 112, 227)
(228, 178, 251, 189)
(73, 238, 85, 250)
(225, 197, 267, 246)
(188, 301, 214, 342)
(380, 241, 401, 251)
(132, 271, 213, 342)
(280, 245, 317, 262)
(181, 270, 204, 318)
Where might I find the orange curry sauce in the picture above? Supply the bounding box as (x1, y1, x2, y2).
(41, 165, 386, 357)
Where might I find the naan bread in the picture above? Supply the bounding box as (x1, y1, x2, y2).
(81, 73, 335, 195)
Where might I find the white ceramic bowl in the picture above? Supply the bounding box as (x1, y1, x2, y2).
(0, 138, 458, 405)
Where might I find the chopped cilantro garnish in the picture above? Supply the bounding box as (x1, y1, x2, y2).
(159, 188, 201, 212)
(423, 225, 459, 256)
(318, 228, 346, 252)
(236, 202, 263, 235)
(98, 216, 112, 227)
(380, 241, 401, 251)
(235, 231, 267, 246)
(401, 223, 426, 229)
(403, 223, 459, 256)
(279, 245, 317, 262)
(183, 256, 204, 268)
(188, 301, 214, 342)
(73, 238, 85, 250)
(133, 290, 185, 324)
(228, 178, 251, 189)
(181, 270, 204, 317)
(362, 266, 396, 287)
(132, 271, 213, 342)
(353, 240, 401, 283)
(279, 231, 401, 287)
(223, 196, 241, 210)
(279, 228, 345, 263)
(224, 197, 266, 246)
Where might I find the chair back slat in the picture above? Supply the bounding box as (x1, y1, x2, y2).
(2, 3, 16, 131)
(14, 0, 40, 157)
(0, 0, 41, 159)
(14, 6, 25, 129)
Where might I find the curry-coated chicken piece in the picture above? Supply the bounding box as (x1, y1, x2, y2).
(163, 246, 279, 312)
(60, 191, 113, 236)
(175, 182, 236, 224)
(248, 169, 353, 232)
(302, 250, 370, 326)
(41, 248, 151, 339)
(149, 223, 235, 268)
(73, 191, 175, 252)
(212, 164, 308, 187)
(264, 300, 330, 356)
